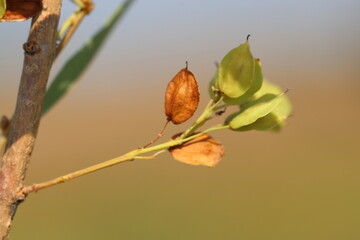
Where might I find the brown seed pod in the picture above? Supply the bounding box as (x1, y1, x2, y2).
(0, 0, 42, 22)
(169, 133, 224, 167)
(165, 64, 200, 124)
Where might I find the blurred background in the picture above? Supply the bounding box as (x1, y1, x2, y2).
(1, 0, 360, 239)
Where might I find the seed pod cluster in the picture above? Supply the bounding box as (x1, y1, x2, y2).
(165, 65, 200, 124)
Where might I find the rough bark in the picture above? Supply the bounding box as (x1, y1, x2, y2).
(0, 1, 61, 239)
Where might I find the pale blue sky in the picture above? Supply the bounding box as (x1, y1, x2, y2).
(1, 0, 359, 106)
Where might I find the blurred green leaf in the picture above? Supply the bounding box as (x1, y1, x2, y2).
(0, 0, 6, 19)
(223, 58, 263, 105)
(227, 93, 283, 129)
(42, 0, 134, 116)
(217, 40, 255, 98)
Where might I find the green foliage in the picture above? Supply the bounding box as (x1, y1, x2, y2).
(42, 0, 134, 116)
(216, 40, 255, 98)
(0, 0, 6, 19)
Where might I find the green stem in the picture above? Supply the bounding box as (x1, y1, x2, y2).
(181, 96, 224, 138)
(21, 123, 229, 195)
(73, 0, 85, 8)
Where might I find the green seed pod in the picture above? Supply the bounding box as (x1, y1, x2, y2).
(234, 112, 285, 132)
(223, 58, 263, 105)
(226, 80, 292, 131)
(217, 38, 255, 98)
(227, 93, 284, 129)
(238, 80, 292, 131)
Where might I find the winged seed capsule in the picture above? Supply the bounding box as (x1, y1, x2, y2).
(217, 37, 255, 99)
(169, 133, 224, 167)
(165, 64, 200, 124)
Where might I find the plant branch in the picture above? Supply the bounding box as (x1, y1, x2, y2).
(20, 97, 228, 196)
(0, 1, 62, 239)
(134, 150, 167, 159)
(21, 122, 229, 196)
(142, 120, 170, 148)
(0, 0, 93, 149)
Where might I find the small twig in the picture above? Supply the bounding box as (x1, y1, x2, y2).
(21, 123, 229, 196)
(134, 150, 167, 159)
(73, 0, 86, 8)
(142, 120, 170, 148)
(56, 0, 94, 57)
(19, 95, 228, 197)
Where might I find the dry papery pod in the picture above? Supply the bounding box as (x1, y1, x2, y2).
(0, 0, 42, 22)
(169, 133, 225, 167)
(165, 63, 200, 124)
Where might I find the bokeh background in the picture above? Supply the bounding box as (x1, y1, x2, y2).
(1, 0, 360, 239)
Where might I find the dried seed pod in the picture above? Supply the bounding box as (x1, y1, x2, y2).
(0, 0, 42, 22)
(169, 133, 224, 167)
(165, 64, 200, 124)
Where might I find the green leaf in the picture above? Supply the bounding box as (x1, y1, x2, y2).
(227, 93, 284, 129)
(223, 58, 263, 105)
(0, 0, 6, 19)
(42, 0, 134, 116)
(217, 40, 255, 98)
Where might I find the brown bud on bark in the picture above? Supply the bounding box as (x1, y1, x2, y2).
(165, 65, 200, 124)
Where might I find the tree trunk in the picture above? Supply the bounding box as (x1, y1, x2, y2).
(0, 1, 61, 239)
